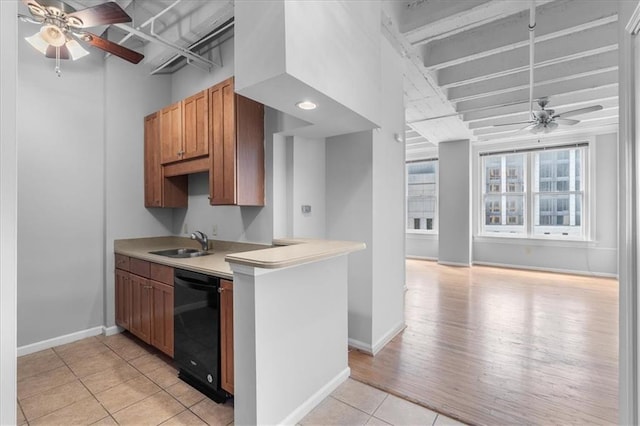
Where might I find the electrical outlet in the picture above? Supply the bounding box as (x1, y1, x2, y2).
(182, 223, 188, 235)
(212, 224, 218, 236)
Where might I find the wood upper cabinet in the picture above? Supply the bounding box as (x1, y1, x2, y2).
(130, 273, 152, 344)
(144, 112, 187, 208)
(182, 90, 209, 160)
(209, 77, 265, 206)
(220, 279, 234, 394)
(151, 280, 174, 357)
(160, 101, 183, 164)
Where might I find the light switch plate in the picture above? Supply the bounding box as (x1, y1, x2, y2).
(301, 205, 311, 214)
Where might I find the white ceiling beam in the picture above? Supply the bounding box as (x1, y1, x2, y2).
(448, 51, 618, 102)
(462, 85, 619, 121)
(422, 0, 618, 70)
(437, 22, 618, 88)
(454, 70, 618, 112)
(400, 0, 554, 45)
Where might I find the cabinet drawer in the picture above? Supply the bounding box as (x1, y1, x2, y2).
(115, 254, 130, 271)
(150, 263, 173, 285)
(130, 258, 150, 277)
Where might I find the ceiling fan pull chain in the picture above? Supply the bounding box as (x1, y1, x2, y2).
(55, 46, 61, 77)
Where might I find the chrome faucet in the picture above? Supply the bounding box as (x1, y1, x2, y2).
(190, 231, 209, 251)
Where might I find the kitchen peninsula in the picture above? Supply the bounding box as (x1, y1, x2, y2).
(114, 236, 365, 425)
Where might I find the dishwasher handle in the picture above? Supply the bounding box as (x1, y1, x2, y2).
(174, 275, 219, 293)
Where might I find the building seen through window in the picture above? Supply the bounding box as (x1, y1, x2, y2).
(407, 159, 438, 231)
(481, 145, 586, 239)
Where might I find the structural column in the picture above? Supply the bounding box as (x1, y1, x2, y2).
(438, 139, 472, 266)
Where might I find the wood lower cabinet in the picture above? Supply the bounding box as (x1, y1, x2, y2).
(130, 273, 152, 344)
(115, 255, 174, 357)
(115, 268, 131, 329)
(151, 280, 174, 357)
(209, 77, 265, 206)
(220, 279, 234, 394)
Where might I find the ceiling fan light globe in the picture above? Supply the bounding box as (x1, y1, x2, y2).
(25, 32, 49, 55)
(65, 39, 89, 60)
(40, 24, 65, 47)
(547, 121, 559, 131)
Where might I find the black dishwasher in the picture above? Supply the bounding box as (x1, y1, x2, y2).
(174, 268, 228, 402)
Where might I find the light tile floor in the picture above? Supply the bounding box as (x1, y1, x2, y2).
(17, 332, 466, 425)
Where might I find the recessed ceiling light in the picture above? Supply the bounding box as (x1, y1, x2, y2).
(296, 100, 317, 110)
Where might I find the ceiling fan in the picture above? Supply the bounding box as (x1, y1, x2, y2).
(18, 0, 144, 76)
(495, 97, 604, 134)
(493, 0, 603, 134)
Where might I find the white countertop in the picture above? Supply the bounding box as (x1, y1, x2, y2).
(114, 236, 365, 278)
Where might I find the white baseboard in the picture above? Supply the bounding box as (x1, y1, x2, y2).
(279, 367, 350, 425)
(372, 321, 405, 356)
(438, 260, 471, 267)
(17, 326, 103, 357)
(348, 338, 373, 355)
(406, 255, 437, 261)
(102, 325, 124, 337)
(472, 261, 618, 278)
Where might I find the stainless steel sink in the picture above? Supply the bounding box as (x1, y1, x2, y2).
(149, 248, 211, 258)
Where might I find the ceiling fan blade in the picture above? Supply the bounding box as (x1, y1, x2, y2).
(82, 32, 143, 64)
(45, 44, 69, 59)
(66, 2, 131, 28)
(553, 105, 603, 119)
(492, 121, 535, 128)
(555, 118, 580, 126)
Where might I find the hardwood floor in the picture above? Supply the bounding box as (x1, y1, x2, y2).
(349, 260, 618, 425)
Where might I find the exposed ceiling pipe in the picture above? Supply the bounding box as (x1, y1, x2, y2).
(151, 19, 233, 75)
(110, 0, 182, 55)
(528, 0, 536, 120)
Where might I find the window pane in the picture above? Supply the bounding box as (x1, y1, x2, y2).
(482, 154, 526, 235)
(407, 160, 438, 231)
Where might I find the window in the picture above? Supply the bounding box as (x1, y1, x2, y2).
(407, 159, 438, 232)
(480, 144, 588, 239)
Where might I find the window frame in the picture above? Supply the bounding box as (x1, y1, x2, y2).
(477, 140, 593, 242)
(406, 158, 439, 235)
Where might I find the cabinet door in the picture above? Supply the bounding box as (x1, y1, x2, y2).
(144, 112, 162, 207)
(115, 269, 131, 329)
(130, 274, 152, 344)
(160, 102, 183, 164)
(209, 78, 237, 205)
(182, 90, 209, 160)
(220, 279, 234, 394)
(151, 280, 174, 358)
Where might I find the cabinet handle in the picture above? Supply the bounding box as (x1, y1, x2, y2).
(144, 285, 153, 289)
(218, 287, 224, 293)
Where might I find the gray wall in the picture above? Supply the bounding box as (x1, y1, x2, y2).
(17, 22, 106, 346)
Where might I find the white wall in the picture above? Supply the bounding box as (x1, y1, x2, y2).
(326, 131, 374, 346)
(371, 37, 405, 349)
(407, 132, 619, 276)
(472, 133, 618, 276)
(0, 1, 18, 421)
(325, 35, 405, 352)
(17, 22, 106, 346)
(290, 136, 326, 238)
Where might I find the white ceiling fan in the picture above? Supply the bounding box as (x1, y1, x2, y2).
(493, 0, 603, 134)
